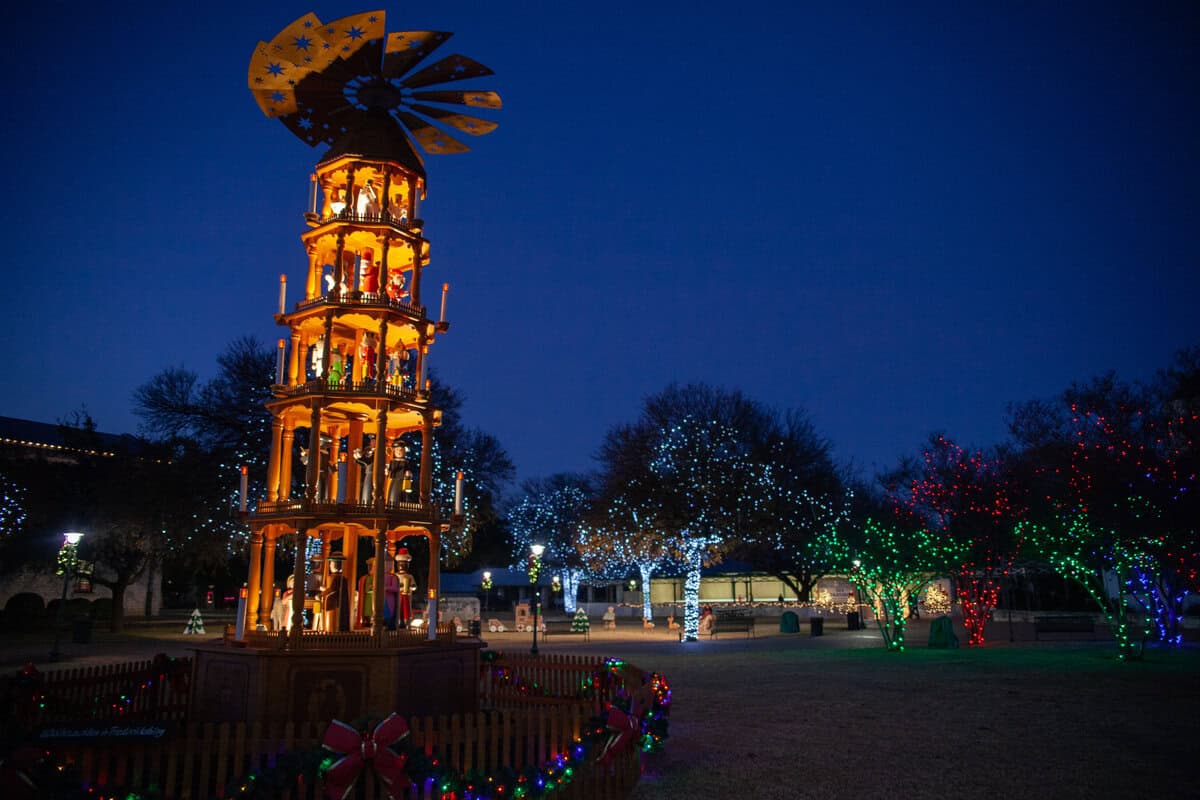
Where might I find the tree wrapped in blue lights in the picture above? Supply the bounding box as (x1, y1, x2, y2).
(579, 483, 670, 625)
(731, 410, 848, 604)
(0, 469, 27, 544)
(507, 473, 593, 614)
(648, 415, 756, 641)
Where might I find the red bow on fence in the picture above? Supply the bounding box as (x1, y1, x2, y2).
(321, 713, 412, 800)
(596, 695, 645, 767)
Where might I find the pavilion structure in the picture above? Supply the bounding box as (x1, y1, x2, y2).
(189, 9, 501, 724)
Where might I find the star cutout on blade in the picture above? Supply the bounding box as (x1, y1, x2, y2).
(249, 13, 502, 161)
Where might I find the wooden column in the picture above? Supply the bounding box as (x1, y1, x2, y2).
(305, 405, 323, 499)
(347, 419, 364, 504)
(290, 528, 308, 644)
(289, 332, 302, 385)
(344, 527, 359, 628)
(279, 422, 295, 500)
(317, 530, 331, 631)
(246, 530, 264, 631)
(259, 531, 277, 629)
(411, 242, 423, 308)
(321, 314, 334, 383)
(426, 527, 440, 641)
(266, 418, 284, 502)
(373, 408, 388, 509)
(419, 415, 434, 504)
(371, 529, 386, 636)
(305, 245, 320, 300)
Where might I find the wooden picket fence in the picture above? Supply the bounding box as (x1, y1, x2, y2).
(46, 708, 640, 799)
(13, 656, 191, 729)
(11, 651, 648, 799)
(480, 653, 632, 714)
(239, 625, 457, 651)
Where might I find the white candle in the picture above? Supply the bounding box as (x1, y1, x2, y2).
(454, 470, 464, 515)
(278, 274, 287, 314)
(276, 339, 286, 384)
(239, 466, 248, 512)
(439, 283, 449, 323)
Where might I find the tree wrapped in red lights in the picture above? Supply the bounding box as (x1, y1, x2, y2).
(886, 435, 1023, 646)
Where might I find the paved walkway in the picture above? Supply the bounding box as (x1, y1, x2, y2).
(1, 613, 899, 671)
(4, 609, 1138, 672)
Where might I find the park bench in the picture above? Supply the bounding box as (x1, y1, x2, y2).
(712, 613, 755, 639)
(543, 619, 589, 641)
(1034, 615, 1096, 640)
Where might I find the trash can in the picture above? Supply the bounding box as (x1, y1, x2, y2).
(847, 611, 861, 631)
(468, 619, 482, 637)
(71, 619, 94, 644)
(810, 616, 824, 636)
(780, 611, 800, 634)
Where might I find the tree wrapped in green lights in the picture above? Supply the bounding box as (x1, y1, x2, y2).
(1017, 514, 1152, 659)
(507, 474, 593, 614)
(887, 435, 1023, 646)
(829, 517, 960, 651)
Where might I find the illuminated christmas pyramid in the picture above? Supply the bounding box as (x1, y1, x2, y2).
(240, 10, 500, 640)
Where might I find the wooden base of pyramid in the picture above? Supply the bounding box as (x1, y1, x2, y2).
(188, 637, 483, 723)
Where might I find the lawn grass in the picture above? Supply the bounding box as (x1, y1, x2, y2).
(627, 643, 1199, 799)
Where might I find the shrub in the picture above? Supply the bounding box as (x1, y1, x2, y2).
(4, 592, 46, 631)
(91, 597, 114, 621)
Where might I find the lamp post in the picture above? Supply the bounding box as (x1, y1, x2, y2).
(50, 531, 84, 662)
(482, 570, 493, 612)
(529, 544, 544, 655)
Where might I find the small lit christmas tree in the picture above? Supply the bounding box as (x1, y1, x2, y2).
(184, 608, 206, 635)
(571, 607, 590, 633)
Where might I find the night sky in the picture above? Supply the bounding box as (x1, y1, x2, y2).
(4, 2, 1197, 482)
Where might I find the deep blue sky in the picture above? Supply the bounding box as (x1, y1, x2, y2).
(4, 2, 1197, 482)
